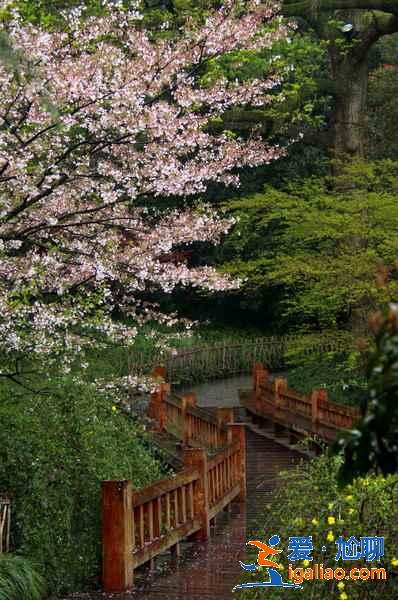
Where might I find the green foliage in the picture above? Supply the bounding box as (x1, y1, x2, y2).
(0, 554, 46, 600)
(202, 29, 328, 140)
(287, 358, 366, 407)
(280, 331, 366, 406)
(366, 66, 398, 160)
(141, 0, 218, 32)
(335, 304, 398, 484)
(219, 160, 398, 333)
(368, 32, 398, 70)
(0, 378, 165, 596)
(243, 453, 398, 599)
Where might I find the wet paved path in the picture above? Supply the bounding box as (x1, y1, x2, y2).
(66, 377, 302, 600)
(178, 375, 252, 408)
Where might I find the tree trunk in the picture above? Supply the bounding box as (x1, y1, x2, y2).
(332, 58, 368, 158)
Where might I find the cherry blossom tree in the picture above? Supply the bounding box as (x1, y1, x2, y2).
(0, 0, 288, 388)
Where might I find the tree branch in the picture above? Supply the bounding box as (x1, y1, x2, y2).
(283, 0, 398, 16)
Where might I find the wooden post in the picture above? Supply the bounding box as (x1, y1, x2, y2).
(152, 365, 167, 380)
(149, 366, 168, 429)
(158, 382, 170, 432)
(253, 362, 265, 393)
(149, 386, 167, 432)
(312, 388, 327, 424)
(216, 407, 234, 427)
(183, 448, 210, 541)
(182, 396, 191, 445)
(273, 377, 288, 410)
(184, 393, 197, 409)
(148, 388, 160, 426)
(102, 480, 133, 592)
(253, 365, 269, 415)
(311, 390, 319, 424)
(227, 423, 246, 501)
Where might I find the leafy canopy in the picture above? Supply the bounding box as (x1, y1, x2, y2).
(219, 160, 398, 332)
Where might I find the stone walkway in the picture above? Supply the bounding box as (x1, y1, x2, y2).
(178, 375, 252, 408)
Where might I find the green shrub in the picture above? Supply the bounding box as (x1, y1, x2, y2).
(241, 453, 398, 599)
(283, 332, 367, 406)
(287, 358, 367, 406)
(0, 554, 45, 600)
(219, 160, 398, 333)
(0, 378, 165, 597)
(335, 303, 398, 482)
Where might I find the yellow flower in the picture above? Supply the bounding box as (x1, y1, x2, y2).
(345, 495, 353, 502)
(340, 593, 348, 600)
(311, 518, 319, 526)
(328, 516, 336, 525)
(112, 405, 117, 412)
(391, 557, 398, 567)
(337, 582, 345, 590)
(327, 530, 334, 542)
(302, 560, 310, 567)
(348, 508, 354, 515)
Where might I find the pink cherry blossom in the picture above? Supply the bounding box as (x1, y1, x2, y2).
(0, 1, 288, 385)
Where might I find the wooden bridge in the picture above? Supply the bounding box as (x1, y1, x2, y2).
(127, 334, 353, 383)
(101, 362, 361, 594)
(242, 363, 361, 444)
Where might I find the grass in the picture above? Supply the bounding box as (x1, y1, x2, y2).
(0, 555, 46, 600)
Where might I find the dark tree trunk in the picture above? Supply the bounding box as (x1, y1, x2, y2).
(331, 58, 368, 158)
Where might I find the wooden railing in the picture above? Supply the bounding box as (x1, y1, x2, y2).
(207, 428, 246, 517)
(102, 372, 245, 592)
(241, 363, 361, 442)
(128, 334, 353, 382)
(0, 495, 11, 554)
(148, 379, 231, 449)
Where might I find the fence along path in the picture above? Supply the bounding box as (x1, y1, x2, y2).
(241, 363, 361, 443)
(102, 360, 361, 594)
(102, 367, 246, 593)
(127, 334, 352, 382)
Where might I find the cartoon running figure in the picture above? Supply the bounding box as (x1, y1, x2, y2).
(233, 535, 303, 590)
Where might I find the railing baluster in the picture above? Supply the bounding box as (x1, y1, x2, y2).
(181, 486, 187, 523)
(148, 501, 154, 542)
(139, 504, 145, 548)
(173, 489, 179, 526)
(165, 492, 171, 529)
(153, 497, 161, 538)
(188, 482, 194, 519)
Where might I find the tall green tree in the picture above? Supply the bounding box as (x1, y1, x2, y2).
(282, 1, 398, 157)
(218, 160, 398, 332)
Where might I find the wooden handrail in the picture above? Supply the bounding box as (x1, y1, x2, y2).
(149, 380, 229, 449)
(102, 372, 246, 592)
(243, 363, 361, 442)
(128, 334, 354, 381)
(132, 467, 199, 507)
(207, 439, 242, 517)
